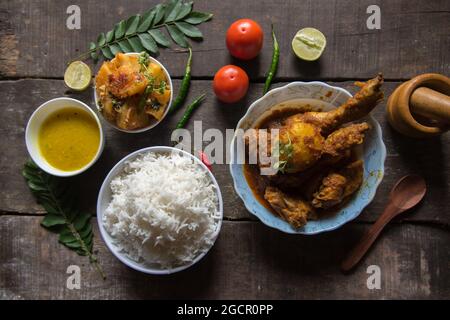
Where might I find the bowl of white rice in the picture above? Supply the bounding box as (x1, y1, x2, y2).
(97, 146, 223, 274)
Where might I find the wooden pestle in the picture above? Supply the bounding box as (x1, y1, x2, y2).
(410, 87, 450, 124)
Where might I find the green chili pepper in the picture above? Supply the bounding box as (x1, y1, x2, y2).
(175, 94, 206, 129)
(170, 47, 192, 114)
(263, 25, 279, 95)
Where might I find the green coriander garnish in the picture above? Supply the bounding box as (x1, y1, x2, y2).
(137, 52, 167, 112)
(138, 51, 151, 69)
(159, 80, 166, 94)
(272, 133, 294, 173)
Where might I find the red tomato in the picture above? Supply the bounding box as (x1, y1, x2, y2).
(213, 65, 249, 103)
(226, 19, 264, 60)
(199, 151, 212, 171)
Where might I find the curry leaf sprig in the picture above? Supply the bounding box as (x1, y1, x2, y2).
(22, 160, 105, 279)
(272, 133, 294, 173)
(73, 0, 213, 63)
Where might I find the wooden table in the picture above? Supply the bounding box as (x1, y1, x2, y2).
(1, 0, 449, 300)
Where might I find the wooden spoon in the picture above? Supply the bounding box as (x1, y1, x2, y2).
(341, 175, 426, 272)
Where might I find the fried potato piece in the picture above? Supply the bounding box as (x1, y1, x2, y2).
(145, 104, 166, 122)
(153, 86, 171, 106)
(264, 186, 316, 228)
(96, 53, 148, 99)
(146, 86, 171, 121)
(115, 104, 150, 130)
(147, 62, 166, 83)
(96, 84, 116, 122)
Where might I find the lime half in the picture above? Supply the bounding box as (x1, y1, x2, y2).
(64, 61, 92, 91)
(292, 27, 327, 61)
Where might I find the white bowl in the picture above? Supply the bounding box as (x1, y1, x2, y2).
(25, 97, 105, 177)
(97, 146, 223, 274)
(93, 53, 173, 133)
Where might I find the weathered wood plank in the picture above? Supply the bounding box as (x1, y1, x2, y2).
(1, 0, 449, 79)
(0, 216, 448, 299)
(1, 79, 449, 223)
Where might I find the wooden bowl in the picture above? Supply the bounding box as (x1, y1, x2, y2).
(386, 73, 450, 138)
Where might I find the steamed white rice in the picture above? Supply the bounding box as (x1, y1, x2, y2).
(103, 151, 220, 268)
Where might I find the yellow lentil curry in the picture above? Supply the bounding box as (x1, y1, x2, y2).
(38, 107, 100, 171)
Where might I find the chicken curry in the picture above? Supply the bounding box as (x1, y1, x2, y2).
(243, 74, 384, 228)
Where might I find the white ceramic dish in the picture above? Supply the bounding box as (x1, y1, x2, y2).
(25, 97, 105, 177)
(97, 146, 223, 275)
(229, 82, 386, 234)
(93, 52, 173, 133)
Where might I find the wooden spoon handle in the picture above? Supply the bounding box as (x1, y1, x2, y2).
(341, 202, 400, 272)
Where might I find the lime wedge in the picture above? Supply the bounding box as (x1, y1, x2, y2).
(64, 61, 92, 91)
(292, 27, 327, 61)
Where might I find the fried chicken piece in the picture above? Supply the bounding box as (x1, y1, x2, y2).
(312, 160, 364, 209)
(312, 174, 347, 209)
(264, 186, 316, 228)
(301, 171, 330, 200)
(340, 160, 365, 198)
(285, 74, 384, 134)
(323, 123, 370, 158)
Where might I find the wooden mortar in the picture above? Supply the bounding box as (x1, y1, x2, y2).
(386, 73, 450, 138)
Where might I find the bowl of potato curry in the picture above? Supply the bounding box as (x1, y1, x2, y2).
(94, 52, 172, 133)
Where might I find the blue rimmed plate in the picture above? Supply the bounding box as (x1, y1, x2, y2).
(229, 82, 386, 234)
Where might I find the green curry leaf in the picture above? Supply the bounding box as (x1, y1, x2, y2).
(72, 0, 212, 63)
(22, 160, 105, 279)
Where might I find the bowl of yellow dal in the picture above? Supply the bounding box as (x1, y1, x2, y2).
(25, 97, 104, 177)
